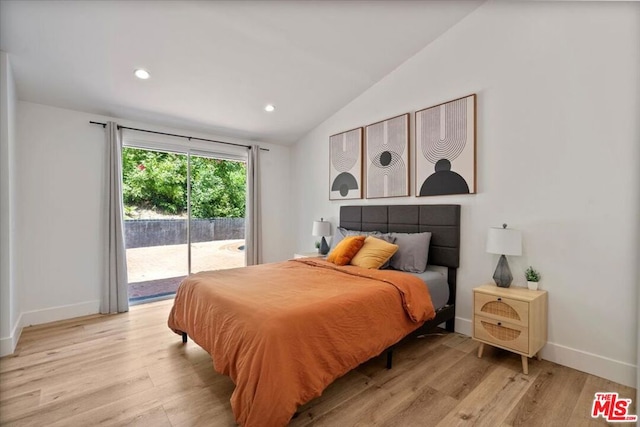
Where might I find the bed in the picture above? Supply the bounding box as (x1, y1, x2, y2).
(167, 204, 460, 427)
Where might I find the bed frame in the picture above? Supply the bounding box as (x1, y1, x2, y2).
(339, 204, 461, 368)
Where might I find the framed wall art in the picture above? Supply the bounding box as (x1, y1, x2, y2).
(365, 113, 410, 199)
(416, 94, 476, 196)
(329, 127, 363, 200)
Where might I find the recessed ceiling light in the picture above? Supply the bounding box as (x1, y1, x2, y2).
(264, 104, 275, 112)
(134, 69, 150, 80)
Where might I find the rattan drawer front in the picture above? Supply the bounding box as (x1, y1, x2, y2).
(473, 316, 529, 354)
(474, 293, 529, 327)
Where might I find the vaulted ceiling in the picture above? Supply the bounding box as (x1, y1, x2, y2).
(0, 0, 482, 144)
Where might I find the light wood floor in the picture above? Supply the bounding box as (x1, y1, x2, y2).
(0, 299, 635, 426)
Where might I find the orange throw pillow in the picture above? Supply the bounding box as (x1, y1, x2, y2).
(327, 235, 365, 266)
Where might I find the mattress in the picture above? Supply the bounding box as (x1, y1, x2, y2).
(405, 268, 449, 310)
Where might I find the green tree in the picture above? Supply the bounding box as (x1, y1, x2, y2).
(122, 148, 246, 218)
(190, 157, 246, 218)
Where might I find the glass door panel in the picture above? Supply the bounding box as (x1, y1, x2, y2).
(189, 154, 247, 273)
(122, 147, 188, 304)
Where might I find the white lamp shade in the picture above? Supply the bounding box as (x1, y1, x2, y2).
(312, 220, 331, 237)
(486, 227, 522, 256)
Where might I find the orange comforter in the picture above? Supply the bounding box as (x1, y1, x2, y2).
(167, 259, 435, 426)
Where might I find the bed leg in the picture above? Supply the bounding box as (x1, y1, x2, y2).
(181, 332, 188, 343)
(445, 318, 455, 332)
(386, 349, 393, 369)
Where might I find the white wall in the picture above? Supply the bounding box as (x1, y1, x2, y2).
(292, 1, 639, 387)
(0, 52, 20, 355)
(14, 101, 291, 330)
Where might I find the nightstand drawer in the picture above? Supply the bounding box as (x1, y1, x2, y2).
(474, 292, 529, 327)
(474, 316, 529, 354)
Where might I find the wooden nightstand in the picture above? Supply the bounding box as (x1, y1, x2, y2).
(293, 252, 326, 259)
(473, 284, 548, 374)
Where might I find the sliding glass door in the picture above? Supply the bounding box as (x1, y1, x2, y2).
(122, 146, 246, 304)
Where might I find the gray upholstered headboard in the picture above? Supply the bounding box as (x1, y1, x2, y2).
(339, 204, 461, 269)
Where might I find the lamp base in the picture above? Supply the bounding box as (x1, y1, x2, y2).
(493, 254, 513, 288)
(319, 237, 329, 255)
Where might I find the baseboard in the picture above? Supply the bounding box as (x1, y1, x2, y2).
(19, 300, 100, 330)
(1, 301, 100, 357)
(453, 316, 636, 388)
(454, 316, 472, 337)
(0, 312, 23, 357)
(0, 336, 16, 357)
(542, 341, 636, 388)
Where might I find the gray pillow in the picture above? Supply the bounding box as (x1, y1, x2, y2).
(376, 234, 397, 269)
(389, 232, 432, 273)
(329, 227, 383, 253)
(329, 227, 348, 253)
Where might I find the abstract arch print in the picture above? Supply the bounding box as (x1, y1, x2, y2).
(329, 128, 362, 200)
(365, 114, 409, 198)
(416, 94, 476, 196)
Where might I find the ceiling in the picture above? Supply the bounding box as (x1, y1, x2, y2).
(0, 0, 482, 145)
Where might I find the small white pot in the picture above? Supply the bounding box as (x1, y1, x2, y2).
(527, 281, 539, 290)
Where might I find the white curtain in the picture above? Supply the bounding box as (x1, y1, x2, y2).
(101, 122, 129, 314)
(245, 145, 262, 265)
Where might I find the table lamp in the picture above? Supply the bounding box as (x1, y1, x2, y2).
(486, 223, 522, 288)
(312, 218, 331, 255)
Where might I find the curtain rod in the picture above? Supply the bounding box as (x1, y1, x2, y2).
(89, 121, 269, 151)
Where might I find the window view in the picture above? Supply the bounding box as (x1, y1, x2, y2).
(122, 147, 246, 304)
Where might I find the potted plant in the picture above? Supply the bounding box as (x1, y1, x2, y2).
(315, 241, 321, 253)
(525, 266, 541, 290)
